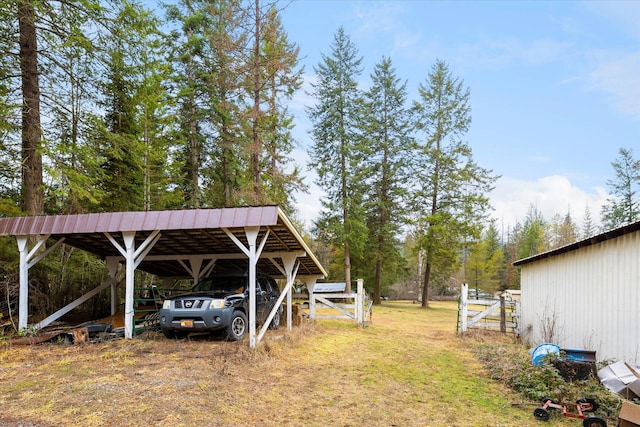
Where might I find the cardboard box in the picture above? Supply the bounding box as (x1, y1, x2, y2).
(619, 400, 640, 427)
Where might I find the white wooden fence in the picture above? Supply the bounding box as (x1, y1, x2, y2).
(457, 283, 519, 335)
(306, 279, 372, 326)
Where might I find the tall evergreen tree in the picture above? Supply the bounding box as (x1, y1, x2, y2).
(0, 5, 21, 205)
(549, 210, 577, 249)
(361, 57, 412, 304)
(165, 0, 216, 208)
(518, 204, 546, 258)
(582, 205, 595, 239)
(503, 222, 522, 289)
(205, 0, 250, 207)
(258, 5, 305, 214)
(1, 0, 115, 214)
(40, 0, 107, 214)
(17, 0, 43, 215)
(95, 2, 167, 212)
(601, 147, 640, 230)
(307, 27, 366, 291)
(411, 59, 496, 308)
(124, 2, 176, 211)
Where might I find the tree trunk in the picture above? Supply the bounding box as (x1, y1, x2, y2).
(421, 260, 431, 308)
(343, 244, 351, 292)
(18, 0, 44, 215)
(251, 0, 261, 201)
(373, 257, 382, 304)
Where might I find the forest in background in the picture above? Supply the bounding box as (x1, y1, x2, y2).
(0, 1, 638, 325)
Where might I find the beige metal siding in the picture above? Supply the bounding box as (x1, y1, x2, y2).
(521, 230, 640, 364)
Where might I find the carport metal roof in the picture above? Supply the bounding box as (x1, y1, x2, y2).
(0, 206, 327, 347)
(0, 206, 326, 278)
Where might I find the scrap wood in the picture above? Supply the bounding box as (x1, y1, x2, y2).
(11, 327, 90, 346)
(10, 330, 68, 345)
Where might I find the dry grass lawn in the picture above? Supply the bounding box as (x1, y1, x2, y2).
(0, 301, 584, 426)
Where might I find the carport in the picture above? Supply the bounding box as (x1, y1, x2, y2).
(0, 206, 327, 348)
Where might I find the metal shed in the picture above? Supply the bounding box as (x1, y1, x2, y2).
(514, 221, 640, 364)
(0, 206, 327, 348)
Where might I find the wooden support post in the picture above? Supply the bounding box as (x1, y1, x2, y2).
(356, 278, 364, 326)
(16, 236, 29, 331)
(122, 232, 136, 339)
(500, 295, 506, 333)
(460, 283, 468, 333)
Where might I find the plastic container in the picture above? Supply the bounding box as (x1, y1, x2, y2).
(531, 343, 560, 366)
(561, 348, 596, 363)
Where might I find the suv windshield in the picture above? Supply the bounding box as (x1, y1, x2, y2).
(192, 276, 246, 293)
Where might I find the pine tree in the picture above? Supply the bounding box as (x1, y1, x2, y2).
(165, 0, 218, 208)
(411, 60, 496, 308)
(259, 5, 305, 214)
(518, 205, 547, 258)
(582, 205, 595, 239)
(549, 210, 577, 249)
(361, 57, 413, 304)
(601, 147, 640, 230)
(0, 3, 21, 206)
(307, 27, 366, 291)
(17, 0, 43, 215)
(95, 2, 169, 212)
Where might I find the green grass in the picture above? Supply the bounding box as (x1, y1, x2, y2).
(0, 300, 616, 426)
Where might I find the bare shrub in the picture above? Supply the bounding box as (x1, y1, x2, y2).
(538, 304, 564, 344)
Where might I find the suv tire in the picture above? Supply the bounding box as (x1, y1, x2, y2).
(226, 310, 248, 341)
(268, 306, 282, 330)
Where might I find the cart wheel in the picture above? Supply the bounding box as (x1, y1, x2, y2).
(577, 397, 599, 413)
(583, 416, 606, 427)
(534, 407, 550, 421)
(542, 397, 556, 406)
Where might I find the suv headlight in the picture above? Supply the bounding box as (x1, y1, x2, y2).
(162, 300, 170, 309)
(209, 299, 225, 309)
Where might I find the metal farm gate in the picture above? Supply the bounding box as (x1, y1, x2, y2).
(305, 279, 372, 326)
(456, 283, 520, 335)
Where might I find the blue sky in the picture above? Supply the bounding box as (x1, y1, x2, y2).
(279, 0, 640, 233)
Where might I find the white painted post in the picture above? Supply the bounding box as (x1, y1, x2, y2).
(16, 236, 29, 331)
(307, 279, 316, 320)
(286, 278, 293, 331)
(356, 278, 364, 326)
(106, 257, 119, 315)
(122, 231, 136, 339)
(281, 254, 298, 331)
(245, 226, 259, 349)
(461, 283, 469, 333)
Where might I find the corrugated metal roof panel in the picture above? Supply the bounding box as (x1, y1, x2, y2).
(0, 206, 326, 278)
(514, 220, 640, 266)
(0, 206, 282, 235)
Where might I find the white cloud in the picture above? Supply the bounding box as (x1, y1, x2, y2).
(294, 174, 608, 236)
(582, 1, 640, 41)
(353, 3, 405, 37)
(456, 35, 573, 70)
(490, 175, 608, 230)
(587, 51, 640, 120)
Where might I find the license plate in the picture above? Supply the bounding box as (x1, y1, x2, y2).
(180, 320, 194, 328)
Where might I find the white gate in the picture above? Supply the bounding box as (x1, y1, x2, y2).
(307, 279, 372, 326)
(457, 283, 519, 335)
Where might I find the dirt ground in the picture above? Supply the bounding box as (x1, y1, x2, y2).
(0, 301, 587, 426)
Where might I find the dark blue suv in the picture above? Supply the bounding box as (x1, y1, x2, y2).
(159, 272, 283, 341)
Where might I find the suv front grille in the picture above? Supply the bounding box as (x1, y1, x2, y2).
(175, 299, 206, 309)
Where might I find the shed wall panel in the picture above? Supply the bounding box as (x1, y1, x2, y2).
(521, 229, 640, 364)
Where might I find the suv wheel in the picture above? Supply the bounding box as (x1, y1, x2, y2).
(226, 310, 247, 341)
(268, 306, 282, 330)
